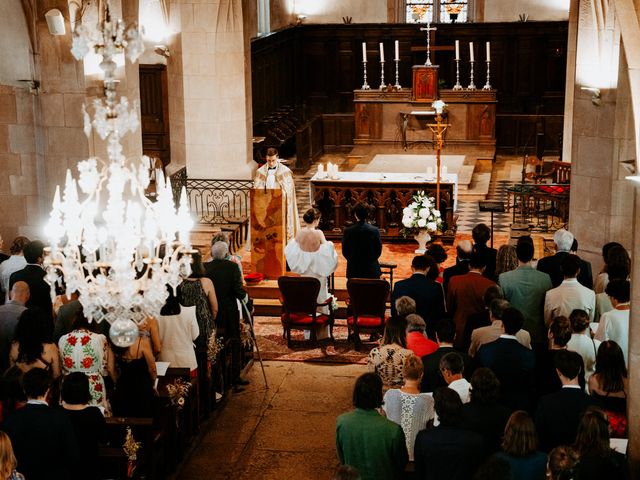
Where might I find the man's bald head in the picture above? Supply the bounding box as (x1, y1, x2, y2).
(456, 240, 473, 260)
(10, 281, 30, 305)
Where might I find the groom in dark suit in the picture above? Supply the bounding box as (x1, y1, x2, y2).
(342, 203, 382, 279)
(392, 255, 445, 339)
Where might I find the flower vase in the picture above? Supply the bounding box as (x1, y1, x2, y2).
(414, 229, 431, 254)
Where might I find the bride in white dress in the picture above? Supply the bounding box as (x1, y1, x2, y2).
(284, 208, 338, 316)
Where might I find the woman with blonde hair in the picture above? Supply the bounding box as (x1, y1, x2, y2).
(494, 411, 546, 480)
(0, 431, 24, 480)
(382, 354, 435, 461)
(494, 244, 518, 280)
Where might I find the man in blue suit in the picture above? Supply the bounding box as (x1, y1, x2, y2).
(342, 203, 382, 279)
(392, 255, 445, 339)
(476, 307, 535, 410)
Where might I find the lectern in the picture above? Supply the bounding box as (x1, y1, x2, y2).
(250, 189, 286, 279)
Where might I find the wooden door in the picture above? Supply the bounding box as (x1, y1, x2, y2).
(139, 65, 170, 167)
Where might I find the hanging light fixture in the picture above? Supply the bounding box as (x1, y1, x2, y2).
(44, 0, 193, 347)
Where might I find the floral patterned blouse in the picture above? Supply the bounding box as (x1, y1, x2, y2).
(367, 343, 414, 388)
(59, 329, 110, 413)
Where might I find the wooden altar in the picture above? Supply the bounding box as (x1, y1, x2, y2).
(310, 172, 456, 240)
(354, 88, 497, 157)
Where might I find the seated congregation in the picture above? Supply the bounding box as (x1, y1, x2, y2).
(0, 234, 250, 479)
(336, 225, 631, 480)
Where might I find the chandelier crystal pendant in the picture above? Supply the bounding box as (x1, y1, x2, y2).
(44, 0, 193, 347)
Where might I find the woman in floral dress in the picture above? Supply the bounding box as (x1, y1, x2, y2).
(58, 311, 116, 414)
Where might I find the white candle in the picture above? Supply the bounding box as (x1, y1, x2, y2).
(379, 42, 385, 62)
(317, 164, 324, 175)
(395, 40, 399, 61)
(469, 42, 474, 62)
(455, 40, 460, 60)
(362, 42, 367, 62)
(427, 166, 433, 176)
(442, 165, 448, 178)
(486, 41, 490, 60)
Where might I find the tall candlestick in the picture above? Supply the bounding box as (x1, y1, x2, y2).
(453, 59, 462, 90)
(483, 59, 492, 90)
(394, 40, 399, 61)
(361, 57, 370, 89)
(362, 42, 367, 62)
(379, 42, 384, 62)
(394, 58, 401, 90)
(468, 60, 476, 90)
(455, 40, 460, 60)
(486, 41, 490, 60)
(469, 42, 474, 62)
(379, 59, 386, 90)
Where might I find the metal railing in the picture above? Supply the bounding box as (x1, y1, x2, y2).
(170, 169, 253, 225)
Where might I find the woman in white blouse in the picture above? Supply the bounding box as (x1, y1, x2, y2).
(383, 355, 434, 461)
(157, 285, 199, 373)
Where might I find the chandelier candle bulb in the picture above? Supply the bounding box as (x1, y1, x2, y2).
(395, 40, 399, 61)
(379, 42, 384, 62)
(486, 41, 490, 59)
(455, 40, 460, 60)
(469, 42, 474, 62)
(362, 42, 367, 62)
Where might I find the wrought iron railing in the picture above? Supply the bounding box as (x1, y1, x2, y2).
(188, 179, 253, 224)
(169, 168, 253, 224)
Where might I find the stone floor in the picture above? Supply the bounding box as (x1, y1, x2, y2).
(176, 360, 366, 480)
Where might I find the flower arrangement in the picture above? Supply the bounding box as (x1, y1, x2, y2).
(166, 378, 191, 410)
(401, 191, 443, 235)
(240, 322, 254, 350)
(123, 427, 141, 478)
(208, 333, 224, 363)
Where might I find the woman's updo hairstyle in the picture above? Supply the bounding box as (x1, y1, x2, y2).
(303, 208, 321, 225)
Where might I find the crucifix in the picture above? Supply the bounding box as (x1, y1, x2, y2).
(420, 23, 437, 66)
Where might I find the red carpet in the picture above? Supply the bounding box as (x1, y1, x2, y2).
(253, 316, 371, 364)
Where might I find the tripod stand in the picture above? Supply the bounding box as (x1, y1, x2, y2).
(241, 298, 269, 388)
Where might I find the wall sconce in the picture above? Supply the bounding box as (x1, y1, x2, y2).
(154, 45, 171, 58)
(45, 9, 66, 36)
(581, 86, 601, 106)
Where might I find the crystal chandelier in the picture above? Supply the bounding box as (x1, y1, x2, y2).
(44, 0, 193, 346)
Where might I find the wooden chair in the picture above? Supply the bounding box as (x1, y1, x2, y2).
(346, 278, 390, 347)
(278, 276, 335, 347)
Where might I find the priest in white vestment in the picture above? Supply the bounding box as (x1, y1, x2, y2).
(253, 148, 300, 243)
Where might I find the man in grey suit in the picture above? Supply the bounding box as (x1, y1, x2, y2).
(499, 238, 552, 349)
(0, 281, 28, 371)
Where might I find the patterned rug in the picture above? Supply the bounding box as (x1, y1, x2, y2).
(253, 316, 372, 364)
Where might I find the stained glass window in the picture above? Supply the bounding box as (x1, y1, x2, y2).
(405, 0, 470, 23)
(406, 1, 435, 24)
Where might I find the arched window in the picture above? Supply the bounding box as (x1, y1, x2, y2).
(405, 0, 471, 24)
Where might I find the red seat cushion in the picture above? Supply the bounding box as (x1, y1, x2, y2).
(281, 313, 331, 326)
(347, 316, 386, 328)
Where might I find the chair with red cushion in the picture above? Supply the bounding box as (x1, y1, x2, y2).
(346, 278, 390, 347)
(278, 276, 335, 347)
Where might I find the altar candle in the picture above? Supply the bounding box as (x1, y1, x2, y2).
(395, 40, 399, 61)
(317, 164, 324, 176)
(469, 42, 474, 62)
(380, 42, 385, 62)
(442, 165, 448, 178)
(486, 41, 490, 60)
(427, 166, 433, 176)
(362, 42, 367, 62)
(455, 40, 460, 60)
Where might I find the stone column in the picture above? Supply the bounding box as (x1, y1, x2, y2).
(567, 0, 634, 271)
(167, 0, 254, 180)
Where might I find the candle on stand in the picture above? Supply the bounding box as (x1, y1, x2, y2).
(455, 40, 460, 60)
(317, 164, 324, 177)
(379, 42, 385, 62)
(362, 42, 367, 62)
(486, 41, 490, 60)
(469, 42, 474, 62)
(441, 165, 448, 178)
(394, 40, 399, 61)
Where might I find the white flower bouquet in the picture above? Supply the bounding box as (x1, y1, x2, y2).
(401, 191, 443, 236)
